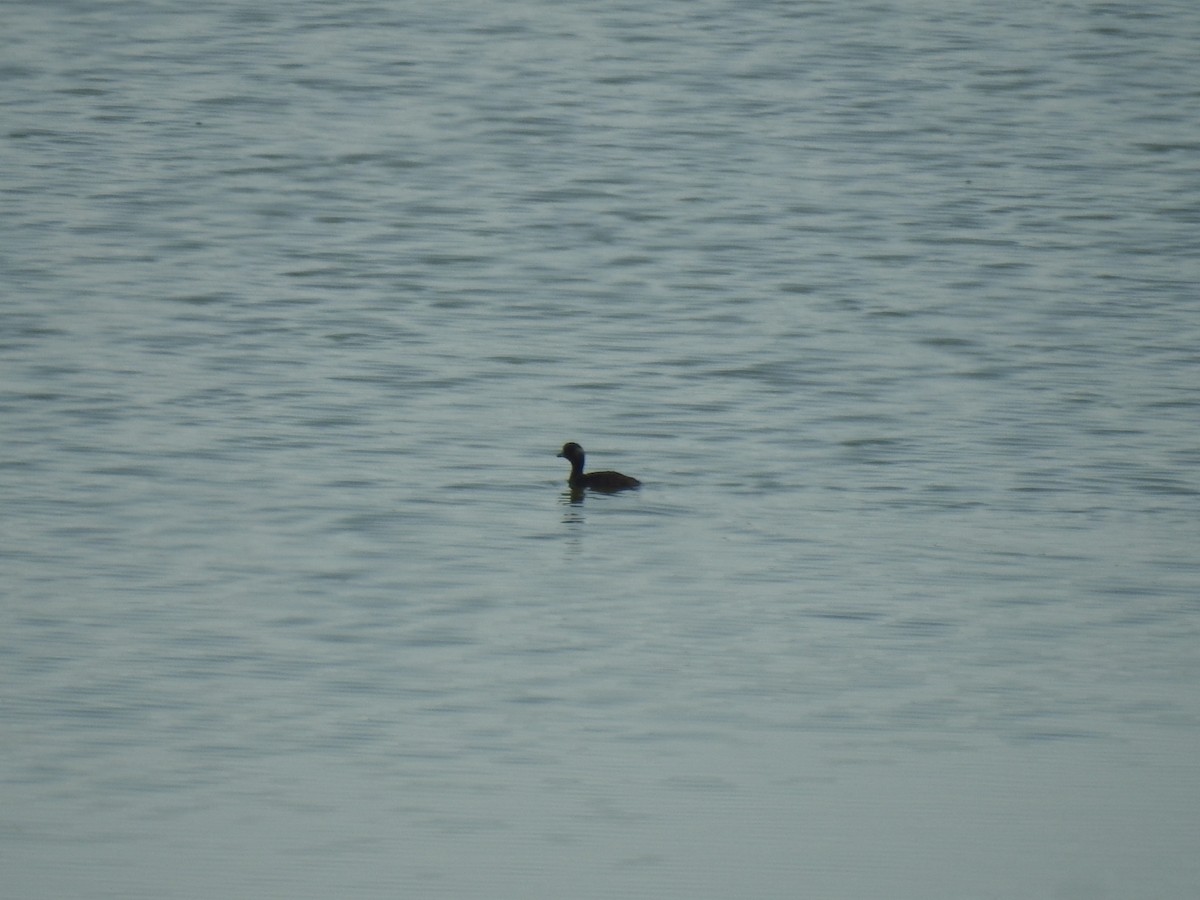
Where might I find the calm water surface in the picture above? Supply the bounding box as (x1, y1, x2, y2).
(3, 2, 1199, 898)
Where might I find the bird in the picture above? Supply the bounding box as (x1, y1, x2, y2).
(556, 442, 641, 492)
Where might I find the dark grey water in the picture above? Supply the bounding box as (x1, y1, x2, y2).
(3, 1, 1199, 897)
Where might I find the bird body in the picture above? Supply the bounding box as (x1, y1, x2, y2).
(557, 442, 641, 492)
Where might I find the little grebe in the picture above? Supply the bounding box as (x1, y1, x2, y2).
(557, 442, 641, 492)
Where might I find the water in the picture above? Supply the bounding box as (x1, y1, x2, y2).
(3, 1, 1199, 897)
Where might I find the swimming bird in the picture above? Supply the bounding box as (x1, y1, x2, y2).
(557, 442, 641, 492)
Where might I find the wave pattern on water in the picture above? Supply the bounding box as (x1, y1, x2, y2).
(3, 1, 1200, 898)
